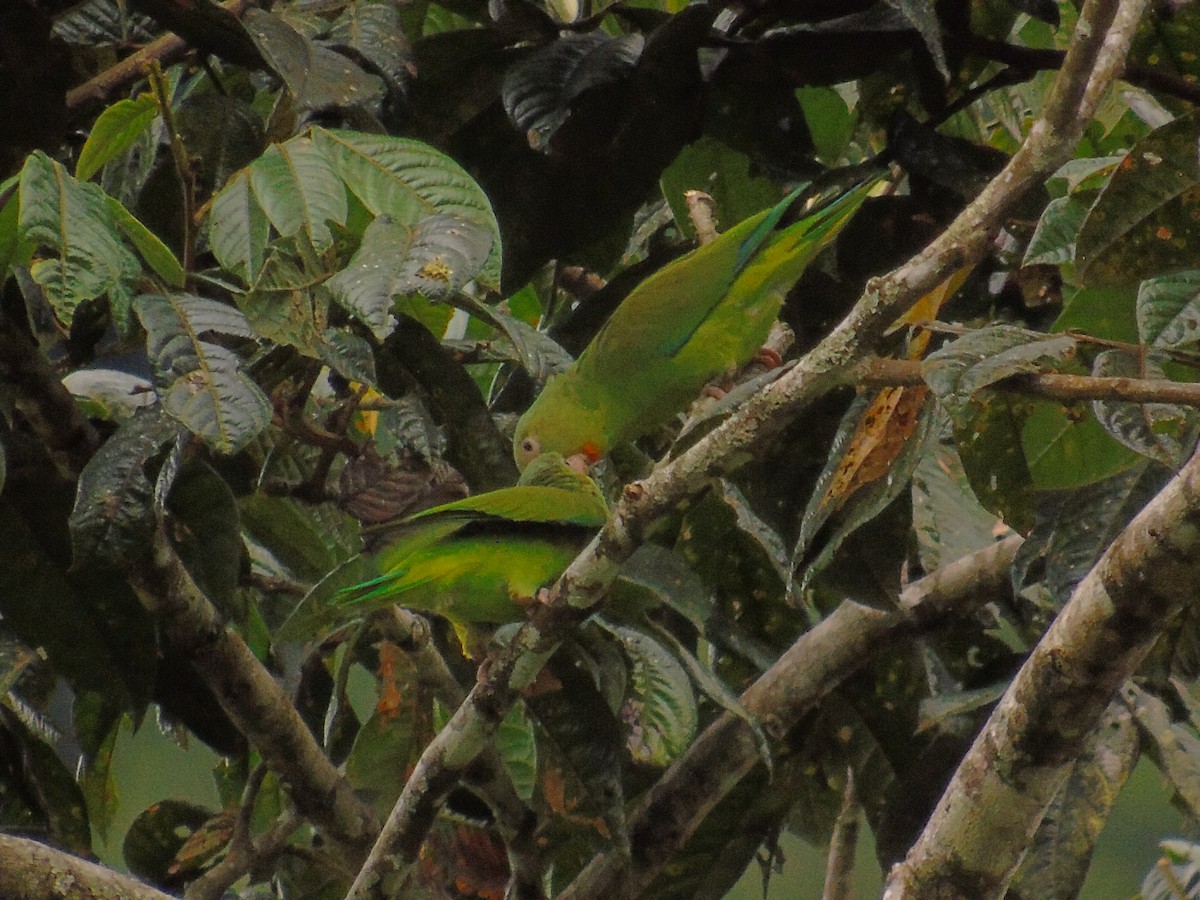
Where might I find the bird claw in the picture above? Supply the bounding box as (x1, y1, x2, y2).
(754, 346, 784, 369)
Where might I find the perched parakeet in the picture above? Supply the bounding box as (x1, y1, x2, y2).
(513, 177, 879, 471)
(331, 453, 609, 638)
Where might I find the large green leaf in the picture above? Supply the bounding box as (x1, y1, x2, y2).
(135, 293, 271, 455)
(1136, 269, 1200, 349)
(18, 151, 140, 325)
(314, 127, 502, 287)
(249, 137, 348, 251)
(1076, 112, 1200, 285)
(208, 169, 270, 281)
(328, 213, 494, 338)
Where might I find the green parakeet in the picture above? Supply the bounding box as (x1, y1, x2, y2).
(331, 453, 609, 639)
(513, 176, 879, 471)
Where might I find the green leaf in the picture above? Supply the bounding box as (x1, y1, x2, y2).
(659, 136, 778, 240)
(1053, 283, 1140, 343)
(77, 701, 121, 844)
(0, 705, 92, 856)
(1024, 194, 1091, 267)
(314, 127, 503, 287)
(1091, 349, 1193, 466)
(1126, 682, 1200, 824)
(953, 392, 1038, 531)
(1076, 111, 1200, 285)
(238, 251, 327, 351)
(105, 195, 185, 287)
(76, 96, 159, 182)
(208, 169, 270, 281)
(243, 8, 385, 113)
(327, 2, 414, 96)
(605, 624, 697, 767)
(70, 408, 181, 568)
(18, 151, 141, 325)
(241, 495, 363, 585)
(1021, 400, 1143, 490)
(167, 462, 244, 621)
(249, 137, 348, 251)
(501, 32, 644, 152)
(1009, 702, 1138, 900)
(328, 213, 494, 338)
(497, 701, 538, 803)
(135, 292, 271, 455)
(123, 799, 216, 887)
(796, 86, 855, 164)
(924, 324, 1079, 417)
(1137, 269, 1200, 349)
(911, 440, 1003, 572)
(0, 176, 23, 274)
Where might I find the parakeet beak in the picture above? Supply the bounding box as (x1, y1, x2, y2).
(565, 453, 592, 474)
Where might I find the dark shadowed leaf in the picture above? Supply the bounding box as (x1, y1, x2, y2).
(1091, 349, 1194, 466)
(327, 2, 414, 97)
(502, 32, 645, 151)
(1125, 682, 1200, 825)
(123, 799, 217, 889)
(1076, 112, 1200, 285)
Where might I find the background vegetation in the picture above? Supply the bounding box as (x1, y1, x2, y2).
(2, 0, 1200, 897)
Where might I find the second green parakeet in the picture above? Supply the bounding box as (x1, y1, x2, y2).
(513, 176, 879, 471)
(331, 453, 609, 640)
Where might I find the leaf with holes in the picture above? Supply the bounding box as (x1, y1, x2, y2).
(135, 293, 270, 455)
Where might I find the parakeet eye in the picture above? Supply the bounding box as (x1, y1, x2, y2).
(520, 437, 539, 456)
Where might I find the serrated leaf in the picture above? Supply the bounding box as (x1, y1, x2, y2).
(328, 214, 493, 338)
(135, 293, 270, 455)
(244, 8, 385, 113)
(249, 137, 348, 251)
(1137, 269, 1200, 349)
(603, 624, 697, 767)
(1076, 112, 1200, 285)
(314, 127, 503, 288)
(1091, 349, 1193, 466)
(924, 325, 1078, 417)
(1024, 194, 1091, 267)
(501, 32, 644, 151)
(69, 408, 181, 568)
(76, 96, 159, 182)
(19, 151, 141, 325)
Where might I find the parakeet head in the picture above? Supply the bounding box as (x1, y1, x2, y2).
(513, 398, 605, 473)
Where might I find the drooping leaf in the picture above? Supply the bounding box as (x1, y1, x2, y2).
(1125, 681, 1200, 825)
(243, 8, 385, 114)
(1091, 349, 1194, 466)
(1136, 269, 1200, 349)
(104, 194, 185, 287)
(18, 151, 140, 325)
(1008, 702, 1138, 900)
(135, 292, 271, 455)
(69, 407, 181, 568)
(497, 701, 538, 804)
(911, 439, 1005, 572)
(603, 624, 697, 767)
(123, 799, 218, 889)
(75, 95, 159, 182)
(327, 2, 414, 97)
(501, 31, 645, 152)
(1076, 112, 1200, 285)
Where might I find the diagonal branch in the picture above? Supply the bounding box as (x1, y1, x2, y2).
(883, 446, 1200, 898)
(345, 0, 1146, 891)
(0, 833, 175, 900)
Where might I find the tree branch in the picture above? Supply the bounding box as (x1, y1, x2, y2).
(560, 535, 1023, 898)
(346, 0, 1144, 888)
(0, 833, 175, 900)
(857, 356, 1200, 407)
(883, 438, 1200, 897)
(132, 528, 379, 859)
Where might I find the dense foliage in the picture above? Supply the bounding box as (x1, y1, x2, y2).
(2, 0, 1200, 897)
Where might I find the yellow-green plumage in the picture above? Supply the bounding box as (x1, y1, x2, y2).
(513, 177, 879, 470)
(332, 453, 609, 630)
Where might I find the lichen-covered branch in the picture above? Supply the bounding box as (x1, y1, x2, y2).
(133, 528, 379, 858)
(883, 445, 1200, 899)
(0, 833, 174, 900)
(560, 536, 1022, 899)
